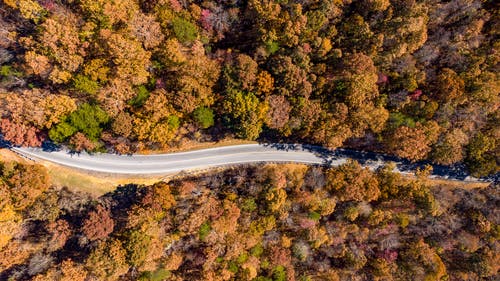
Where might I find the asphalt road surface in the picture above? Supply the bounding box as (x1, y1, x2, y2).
(9, 143, 497, 182)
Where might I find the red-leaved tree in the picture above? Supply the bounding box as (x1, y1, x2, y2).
(1, 118, 41, 147)
(82, 205, 114, 241)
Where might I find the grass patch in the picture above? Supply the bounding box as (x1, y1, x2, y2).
(42, 161, 166, 197)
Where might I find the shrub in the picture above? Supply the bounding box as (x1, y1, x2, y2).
(397, 213, 410, 228)
(308, 211, 321, 221)
(242, 198, 257, 212)
(193, 107, 214, 129)
(139, 269, 171, 281)
(73, 75, 99, 95)
(273, 265, 286, 281)
(49, 104, 109, 143)
(251, 244, 264, 257)
(48, 121, 76, 143)
(199, 222, 211, 240)
(124, 230, 151, 267)
(129, 85, 150, 107)
(265, 41, 279, 54)
(172, 17, 197, 43)
(344, 206, 360, 222)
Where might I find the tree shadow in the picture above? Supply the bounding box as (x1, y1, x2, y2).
(0, 134, 12, 148)
(259, 142, 498, 183)
(41, 140, 62, 152)
(0, 134, 63, 152)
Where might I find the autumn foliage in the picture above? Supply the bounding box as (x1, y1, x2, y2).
(0, 161, 498, 281)
(0, 0, 497, 176)
(82, 204, 114, 241)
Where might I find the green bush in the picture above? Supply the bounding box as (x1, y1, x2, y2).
(0, 65, 12, 77)
(193, 107, 214, 129)
(228, 261, 239, 273)
(139, 269, 171, 281)
(49, 104, 109, 143)
(251, 244, 264, 257)
(0, 65, 22, 77)
(166, 115, 180, 130)
(265, 41, 280, 54)
(241, 198, 257, 212)
(124, 230, 151, 267)
(237, 252, 248, 264)
(466, 133, 498, 177)
(273, 265, 287, 281)
(129, 85, 150, 107)
(172, 17, 198, 43)
(308, 211, 321, 221)
(344, 206, 360, 222)
(67, 103, 109, 141)
(388, 112, 416, 129)
(199, 221, 211, 240)
(49, 121, 77, 143)
(397, 213, 410, 228)
(73, 75, 99, 95)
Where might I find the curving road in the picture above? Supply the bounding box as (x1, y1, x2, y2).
(11, 144, 333, 174)
(9, 143, 496, 182)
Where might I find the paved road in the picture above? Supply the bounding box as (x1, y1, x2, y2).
(11, 144, 334, 174)
(9, 143, 496, 182)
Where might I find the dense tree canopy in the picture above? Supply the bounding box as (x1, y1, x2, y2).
(48, 103, 109, 144)
(0, 160, 498, 280)
(0, 0, 497, 176)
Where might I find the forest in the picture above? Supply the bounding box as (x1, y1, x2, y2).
(0, 159, 498, 280)
(0, 0, 498, 177)
(0, 0, 499, 280)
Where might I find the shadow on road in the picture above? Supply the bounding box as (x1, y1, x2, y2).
(261, 142, 499, 183)
(41, 141, 62, 152)
(2, 133, 497, 183)
(0, 134, 11, 149)
(0, 134, 63, 152)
